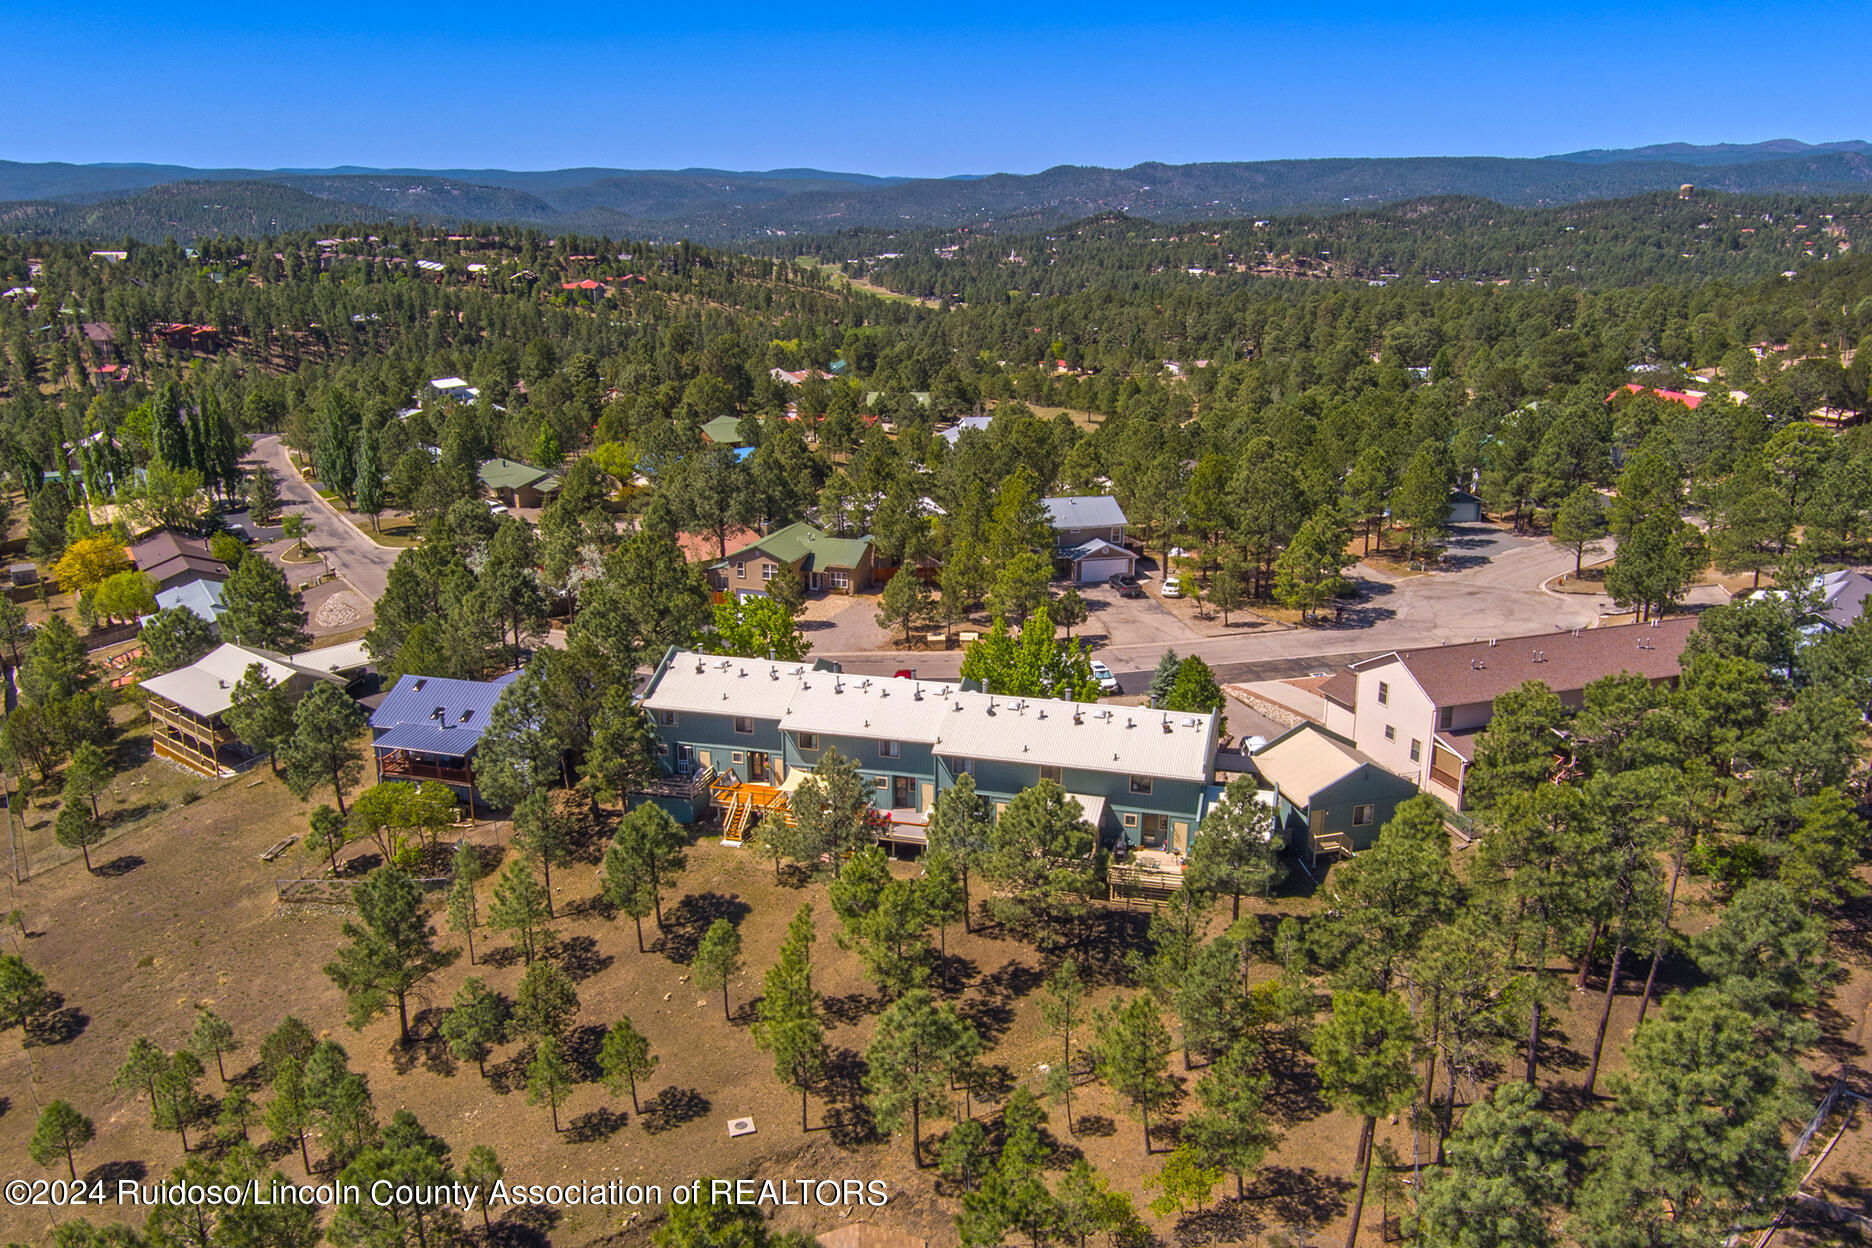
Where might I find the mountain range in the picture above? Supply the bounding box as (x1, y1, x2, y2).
(2, 140, 1868, 244)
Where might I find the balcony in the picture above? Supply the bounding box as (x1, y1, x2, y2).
(377, 750, 473, 786)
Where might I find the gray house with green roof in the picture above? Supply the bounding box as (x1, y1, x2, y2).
(710, 521, 877, 596)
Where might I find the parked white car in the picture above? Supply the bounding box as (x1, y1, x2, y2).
(1090, 660, 1119, 694)
(1161, 577, 1182, 598)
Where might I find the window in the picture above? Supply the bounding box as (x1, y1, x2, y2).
(762, 563, 776, 581)
(657, 742, 670, 756)
(874, 776, 889, 790)
(949, 756, 974, 776)
(1377, 680, 1389, 706)
(731, 751, 745, 765)
(1384, 725, 1396, 742)
(658, 709, 677, 727)
(831, 570, 851, 590)
(733, 716, 755, 734)
(1130, 776, 1153, 795)
(879, 740, 900, 759)
(1038, 764, 1061, 783)
(1409, 739, 1422, 762)
(1438, 706, 1454, 731)
(1123, 812, 1138, 828)
(735, 561, 746, 580)
(797, 732, 818, 751)
(1352, 804, 1375, 826)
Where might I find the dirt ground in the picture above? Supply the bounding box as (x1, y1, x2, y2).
(1, 762, 1866, 1247)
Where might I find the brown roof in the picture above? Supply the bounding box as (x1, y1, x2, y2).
(675, 527, 760, 564)
(129, 529, 214, 566)
(1318, 670, 1357, 709)
(1353, 617, 1698, 707)
(1434, 726, 1483, 762)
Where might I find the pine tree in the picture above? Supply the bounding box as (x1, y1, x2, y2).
(694, 919, 744, 1021)
(526, 1035, 574, 1132)
(189, 1009, 238, 1083)
(322, 866, 452, 1044)
(514, 960, 580, 1044)
(1312, 990, 1418, 1248)
(221, 552, 310, 651)
(28, 1101, 94, 1180)
(489, 859, 553, 963)
(441, 978, 508, 1076)
(1182, 1037, 1279, 1200)
(1184, 774, 1284, 918)
(223, 661, 295, 773)
(1413, 1083, 1567, 1248)
(282, 682, 367, 814)
(1091, 994, 1177, 1154)
(447, 842, 483, 965)
(598, 1017, 658, 1113)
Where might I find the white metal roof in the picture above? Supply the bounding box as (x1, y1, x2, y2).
(290, 638, 372, 675)
(641, 654, 813, 721)
(140, 643, 344, 717)
(646, 651, 1216, 782)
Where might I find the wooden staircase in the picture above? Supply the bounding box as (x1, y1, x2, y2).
(722, 795, 755, 842)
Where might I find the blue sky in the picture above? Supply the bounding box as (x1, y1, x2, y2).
(6, 2, 1864, 176)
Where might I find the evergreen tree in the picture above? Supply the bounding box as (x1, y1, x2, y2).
(441, 978, 508, 1076)
(189, 1009, 238, 1083)
(489, 859, 553, 964)
(223, 662, 295, 773)
(1312, 990, 1418, 1248)
(282, 682, 367, 815)
(1413, 1083, 1567, 1248)
(525, 1035, 574, 1132)
(220, 551, 309, 651)
(598, 1017, 658, 1114)
(984, 780, 1095, 942)
(1184, 774, 1284, 918)
(1147, 649, 1181, 706)
(322, 866, 452, 1044)
(28, 1101, 95, 1180)
(1090, 994, 1177, 1154)
(446, 841, 483, 965)
(54, 803, 106, 873)
(924, 773, 994, 931)
(864, 989, 959, 1168)
(694, 919, 744, 1021)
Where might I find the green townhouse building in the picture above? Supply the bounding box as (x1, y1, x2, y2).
(639, 648, 1223, 852)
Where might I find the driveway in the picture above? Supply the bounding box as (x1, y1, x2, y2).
(248, 434, 398, 602)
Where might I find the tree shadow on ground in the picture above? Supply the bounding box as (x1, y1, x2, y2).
(819, 990, 881, 1026)
(658, 892, 750, 964)
(820, 1046, 879, 1148)
(560, 894, 614, 922)
(487, 1047, 532, 1095)
(563, 1023, 609, 1081)
(565, 1106, 628, 1143)
(28, 996, 88, 1047)
(95, 854, 145, 877)
(84, 1159, 146, 1186)
(555, 934, 612, 982)
(490, 1204, 559, 1247)
(1262, 1060, 1327, 1127)
(393, 1007, 458, 1077)
(932, 951, 978, 992)
(638, 1086, 710, 1134)
(1070, 1113, 1116, 1138)
(1249, 1165, 1353, 1230)
(1064, 909, 1152, 987)
(1177, 1201, 1269, 1247)
(481, 945, 526, 970)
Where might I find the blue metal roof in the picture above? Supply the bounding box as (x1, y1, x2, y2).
(373, 722, 481, 756)
(370, 672, 519, 745)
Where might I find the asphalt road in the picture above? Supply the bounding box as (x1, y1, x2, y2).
(249, 434, 398, 602)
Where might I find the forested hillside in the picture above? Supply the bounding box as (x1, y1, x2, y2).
(796, 191, 1872, 295)
(1, 204, 1870, 1248)
(4, 144, 1871, 244)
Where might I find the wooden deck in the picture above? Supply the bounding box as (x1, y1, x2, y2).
(378, 752, 473, 786)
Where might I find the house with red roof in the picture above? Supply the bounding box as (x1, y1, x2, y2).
(1607, 383, 1703, 409)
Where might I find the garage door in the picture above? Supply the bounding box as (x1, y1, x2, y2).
(1079, 557, 1132, 582)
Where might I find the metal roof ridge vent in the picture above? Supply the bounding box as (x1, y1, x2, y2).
(769, 666, 778, 680)
(1073, 709, 1083, 724)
